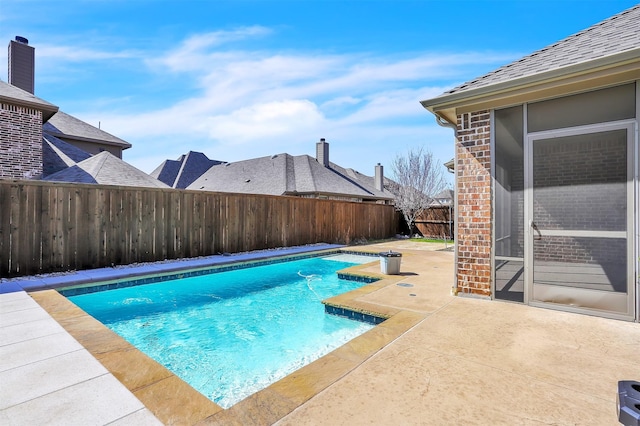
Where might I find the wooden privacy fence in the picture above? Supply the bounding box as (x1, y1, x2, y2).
(415, 206, 454, 239)
(0, 180, 397, 277)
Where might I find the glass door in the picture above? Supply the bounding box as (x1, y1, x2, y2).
(526, 122, 635, 320)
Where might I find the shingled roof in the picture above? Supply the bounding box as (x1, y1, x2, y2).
(0, 79, 58, 121)
(42, 134, 92, 177)
(421, 5, 640, 120)
(150, 151, 224, 188)
(43, 110, 132, 149)
(43, 151, 169, 188)
(446, 5, 640, 95)
(187, 153, 394, 202)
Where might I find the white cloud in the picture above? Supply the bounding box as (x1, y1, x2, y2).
(71, 28, 515, 180)
(205, 99, 324, 142)
(154, 26, 273, 72)
(184, 26, 271, 49)
(321, 96, 362, 109)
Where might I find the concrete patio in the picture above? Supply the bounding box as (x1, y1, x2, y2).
(0, 290, 162, 425)
(1, 240, 638, 425)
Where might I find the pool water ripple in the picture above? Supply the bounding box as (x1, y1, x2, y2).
(67, 254, 375, 408)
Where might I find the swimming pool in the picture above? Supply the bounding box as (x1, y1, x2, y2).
(64, 252, 378, 408)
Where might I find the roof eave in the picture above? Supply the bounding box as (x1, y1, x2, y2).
(42, 130, 132, 149)
(0, 95, 59, 122)
(284, 190, 394, 201)
(421, 48, 640, 122)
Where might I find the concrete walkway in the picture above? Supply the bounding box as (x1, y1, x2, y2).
(1, 240, 638, 425)
(0, 290, 161, 425)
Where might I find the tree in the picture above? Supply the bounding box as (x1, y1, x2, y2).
(390, 147, 448, 236)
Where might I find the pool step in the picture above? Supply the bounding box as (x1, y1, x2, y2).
(325, 305, 386, 325)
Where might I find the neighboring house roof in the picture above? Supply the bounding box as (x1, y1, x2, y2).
(42, 134, 92, 177)
(187, 153, 394, 201)
(326, 162, 394, 200)
(150, 151, 224, 188)
(43, 151, 169, 188)
(151, 158, 182, 186)
(434, 189, 454, 200)
(43, 110, 132, 149)
(421, 5, 640, 122)
(430, 189, 454, 206)
(0, 79, 58, 121)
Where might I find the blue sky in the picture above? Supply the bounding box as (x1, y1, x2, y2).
(1, 0, 637, 182)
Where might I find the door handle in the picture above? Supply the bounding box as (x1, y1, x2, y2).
(530, 221, 542, 240)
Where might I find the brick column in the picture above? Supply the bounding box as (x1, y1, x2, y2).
(455, 111, 491, 297)
(0, 103, 43, 179)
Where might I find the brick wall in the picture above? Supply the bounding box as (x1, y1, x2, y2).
(455, 111, 492, 296)
(0, 102, 42, 179)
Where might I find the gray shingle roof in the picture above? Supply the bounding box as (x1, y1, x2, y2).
(444, 5, 640, 96)
(432, 189, 454, 204)
(308, 159, 390, 198)
(188, 154, 290, 195)
(44, 110, 132, 149)
(42, 134, 92, 177)
(150, 158, 182, 186)
(150, 151, 223, 188)
(0, 79, 59, 121)
(43, 151, 169, 188)
(187, 153, 394, 201)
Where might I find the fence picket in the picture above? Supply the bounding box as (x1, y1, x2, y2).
(0, 180, 397, 277)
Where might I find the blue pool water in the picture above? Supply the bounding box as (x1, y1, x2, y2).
(67, 253, 377, 408)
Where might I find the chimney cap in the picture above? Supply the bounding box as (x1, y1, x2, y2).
(320, 138, 325, 142)
(15, 36, 29, 44)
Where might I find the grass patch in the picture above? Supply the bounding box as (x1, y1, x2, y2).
(410, 238, 454, 244)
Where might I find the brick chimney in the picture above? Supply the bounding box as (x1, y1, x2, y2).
(316, 138, 329, 168)
(1, 36, 44, 180)
(8, 36, 35, 94)
(374, 163, 384, 191)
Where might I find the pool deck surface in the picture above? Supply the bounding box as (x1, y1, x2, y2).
(1, 240, 639, 425)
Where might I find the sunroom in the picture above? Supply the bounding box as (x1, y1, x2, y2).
(421, 5, 639, 321)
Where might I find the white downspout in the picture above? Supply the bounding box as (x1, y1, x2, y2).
(434, 115, 460, 296)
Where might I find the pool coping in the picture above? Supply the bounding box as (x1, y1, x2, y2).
(19, 245, 424, 425)
(1, 244, 346, 294)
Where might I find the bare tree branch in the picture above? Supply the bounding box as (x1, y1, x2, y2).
(389, 147, 448, 235)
